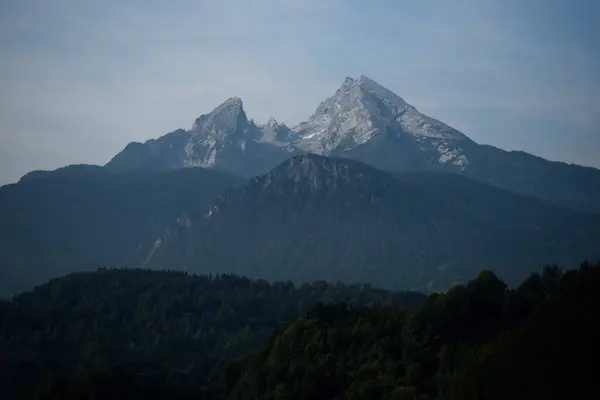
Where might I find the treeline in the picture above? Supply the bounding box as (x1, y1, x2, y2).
(0, 268, 425, 399)
(231, 263, 598, 400)
(1, 263, 597, 399)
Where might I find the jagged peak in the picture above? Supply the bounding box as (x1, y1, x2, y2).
(192, 96, 248, 131)
(305, 75, 399, 125)
(334, 76, 358, 95)
(211, 96, 244, 114)
(197, 97, 244, 119)
(357, 74, 376, 85)
(267, 116, 279, 128)
(340, 76, 355, 89)
(224, 96, 242, 105)
(329, 75, 408, 105)
(357, 75, 408, 105)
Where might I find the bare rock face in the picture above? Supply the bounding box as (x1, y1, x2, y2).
(107, 97, 290, 177)
(292, 74, 472, 171)
(107, 75, 473, 177)
(106, 75, 600, 214)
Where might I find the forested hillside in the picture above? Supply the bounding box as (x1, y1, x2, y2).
(0, 269, 424, 399)
(0, 166, 242, 296)
(232, 263, 598, 400)
(1, 263, 597, 399)
(149, 155, 600, 291)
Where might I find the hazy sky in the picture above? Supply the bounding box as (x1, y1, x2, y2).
(1, 0, 598, 185)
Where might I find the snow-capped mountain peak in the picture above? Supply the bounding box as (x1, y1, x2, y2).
(108, 75, 473, 176)
(292, 75, 385, 151)
(296, 75, 468, 141)
(289, 75, 471, 169)
(104, 74, 600, 214)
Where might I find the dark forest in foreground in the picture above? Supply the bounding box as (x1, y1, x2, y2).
(0, 269, 424, 399)
(1, 262, 598, 399)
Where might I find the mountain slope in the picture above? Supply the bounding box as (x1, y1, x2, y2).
(293, 75, 600, 214)
(106, 75, 600, 214)
(293, 75, 471, 171)
(0, 268, 425, 399)
(230, 264, 600, 400)
(457, 142, 600, 215)
(147, 155, 600, 291)
(0, 166, 242, 296)
(106, 98, 294, 178)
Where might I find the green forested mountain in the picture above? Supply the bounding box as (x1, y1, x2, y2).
(149, 154, 600, 291)
(0, 166, 242, 296)
(1, 263, 596, 399)
(0, 268, 425, 399)
(231, 262, 599, 400)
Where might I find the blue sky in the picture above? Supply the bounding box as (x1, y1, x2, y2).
(1, 0, 598, 184)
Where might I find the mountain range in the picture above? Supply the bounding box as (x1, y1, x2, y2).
(1, 75, 599, 296)
(107, 75, 600, 214)
(145, 154, 600, 291)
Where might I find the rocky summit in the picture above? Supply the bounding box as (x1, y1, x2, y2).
(105, 75, 600, 214)
(106, 75, 472, 175)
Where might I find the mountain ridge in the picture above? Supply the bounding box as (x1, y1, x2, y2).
(146, 154, 600, 291)
(104, 75, 600, 214)
(0, 167, 244, 296)
(4, 152, 600, 295)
